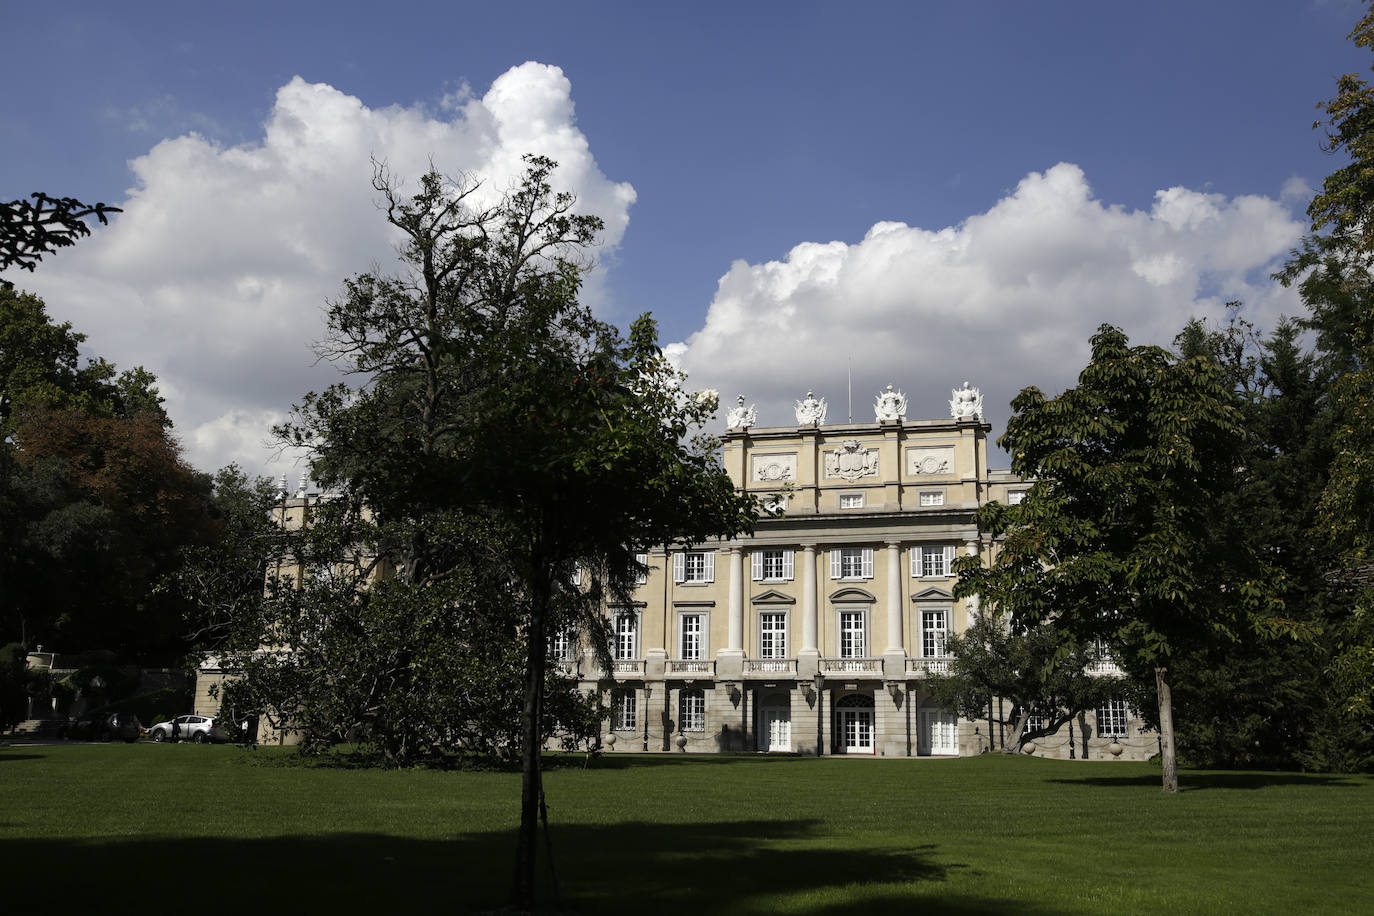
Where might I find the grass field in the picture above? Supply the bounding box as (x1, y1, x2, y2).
(2, 744, 1371, 914)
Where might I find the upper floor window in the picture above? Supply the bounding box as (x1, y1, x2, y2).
(549, 628, 571, 661)
(571, 563, 584, 586)
(679, 613, 705, 660)
(673, 550, 715, 584)
(1007, 489, 1028, 506)
(830, 547, 873, 580)
(839, 609, 866, 658)
(634, 552, 649, 586)
(921, 608, 949, 657)
(613, 612, 639, 660)
(752, 549, 794, 582)
(1097, 698, 1129, 738)
(914, 545, 955, 578)
(759, 612, 788, 659)
(919, 490, 945, 507)
(839, 493, 865, 509)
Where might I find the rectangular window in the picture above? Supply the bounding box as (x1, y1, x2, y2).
(839, 493, 865, 509)
(634, 552, 648, 586)
(830, 547, 874, 580)
(571, 563, 583, 586)
(919, 490, 945, 507)
(916, 545, 955, 578)
(549, 629, 570, 661)
(759, 612, 788, 659)
(614, 612, 638, 660)
(1024, 710, 1044, 734)
(679, 613, 704, 660)
(921, 609, 949, 658)
(614, 690, 637, 731)
(752, 549, 794, 582)
(839, 610, 866, 658)
(1007, 489, 1028, 505)
(679, 689, 705, 732)
(673, 550, 715, 583)
(1098, 699, 1129, 738)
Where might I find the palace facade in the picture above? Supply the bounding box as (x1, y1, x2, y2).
(196, 383, 1153, 760)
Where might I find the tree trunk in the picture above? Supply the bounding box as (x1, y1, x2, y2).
(1003, 708, 1030, 754)
(512, 574, 549, 910)
(1155, 665, 1179, 794)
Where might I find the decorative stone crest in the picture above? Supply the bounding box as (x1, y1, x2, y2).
(795, 389, 827, 425)
(726, 394, 757, 430)
(875, 384, 907, 423)
(825, 439, 879, 482)
(950, 381, 984, 421)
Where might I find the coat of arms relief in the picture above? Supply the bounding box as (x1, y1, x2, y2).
(825, 439, 879, 482)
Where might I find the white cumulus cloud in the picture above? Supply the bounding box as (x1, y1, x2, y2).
(670, 162, 1306, 460)
(11, 63, 636, 482)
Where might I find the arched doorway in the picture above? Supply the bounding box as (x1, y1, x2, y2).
(833, 693, 875, 755)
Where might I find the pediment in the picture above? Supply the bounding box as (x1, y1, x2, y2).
(828, 587, 876, 603)
(911, 587, 955, 600)
(751, 589, 795, 605)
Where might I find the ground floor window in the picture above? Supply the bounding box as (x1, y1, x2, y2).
(679, 689, 705, 732)
(613, 690, 637, 731)
(1097, 698, 1128, 738)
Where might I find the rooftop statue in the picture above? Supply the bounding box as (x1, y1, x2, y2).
(726, 394, 757, 430)
(950, 381, 984, 421)
(875, 384, 907, 423)
(795, 389, 827, 425)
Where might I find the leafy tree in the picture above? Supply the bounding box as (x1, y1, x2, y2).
(924, 614, 1116, 754)
(1270, 1, 1374, 740)
(1, 193, 120, 278)
(958, 325, 1284, 793)
(230, 156, 754, 908)
(1, 287, 210, 658)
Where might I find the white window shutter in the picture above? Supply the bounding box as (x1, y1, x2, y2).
(703, 551, 715, 583)
(830, 549, 842, 579)
(673, 552, 685, 583)
(783, 550, 794, 581)
(943, 544, 955, 574)
(861, 548, 873, 579)
(751, 551, 763, 581)
(911, 548, 919, 578)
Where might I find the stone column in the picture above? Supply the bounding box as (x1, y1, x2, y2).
(964, 539, 981, 619)
(885, 540, 903, 651)
(717, 546, 745, 681)
(727, 546, 744, 651)
(883, 540, 907, 679)
(798, 543, 819, 679)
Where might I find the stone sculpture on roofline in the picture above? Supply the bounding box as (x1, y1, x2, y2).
(949, 381, 984, 421)
(726, 394, 757, 430)
(795, 389, 827, 426)
(874, 384, 907, 423)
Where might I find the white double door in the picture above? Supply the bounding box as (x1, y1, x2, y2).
(919, 710, 959, 756)
(837, 709, 875, 754)
(759, 707, 791, 752)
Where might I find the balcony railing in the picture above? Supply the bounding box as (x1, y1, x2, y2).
(744, 658, 797, 677)
(819, 657, 883, 675)
(666, 659, 716, 677)
(906, 657, 952, 676)
(552, 660, 580, 677)
(610, 660, 646, 677)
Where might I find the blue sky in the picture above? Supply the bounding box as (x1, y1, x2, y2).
(3, 1, 1368, 478)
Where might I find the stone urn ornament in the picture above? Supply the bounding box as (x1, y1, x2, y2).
(1022, 742, 1036, 755)
(603, 733, 616, 748)
(675, 735, 688, 751)
(1108, 741, 1123, 757)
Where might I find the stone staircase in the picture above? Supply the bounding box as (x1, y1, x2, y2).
(10, 719, 67, 738)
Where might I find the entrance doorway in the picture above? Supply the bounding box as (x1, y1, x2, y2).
(919, 708, 959, 756)
(834, 693, 875, 754)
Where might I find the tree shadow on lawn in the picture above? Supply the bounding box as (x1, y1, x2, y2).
(1043, 771, 1363, 791)
(0, 817, 1028, 915)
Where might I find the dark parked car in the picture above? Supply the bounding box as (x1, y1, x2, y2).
(65, 711, 142, 743)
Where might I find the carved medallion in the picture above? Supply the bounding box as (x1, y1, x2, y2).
(751, 453, 797, 482)
(907, 446, 955, 476)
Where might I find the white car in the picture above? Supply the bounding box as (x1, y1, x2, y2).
(147, 714, 229, 743)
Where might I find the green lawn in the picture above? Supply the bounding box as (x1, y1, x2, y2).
(2, 745, 1371, 914)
